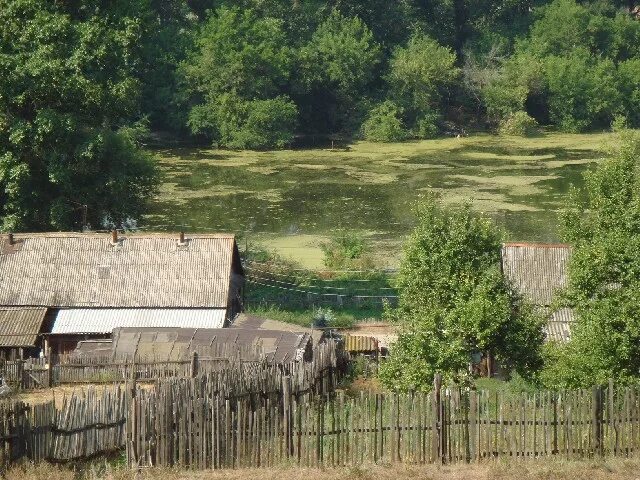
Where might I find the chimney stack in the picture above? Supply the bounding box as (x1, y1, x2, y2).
(7, 233, 14, 245)
(179, 231, 185, 244)
(111, 229, 118, 244)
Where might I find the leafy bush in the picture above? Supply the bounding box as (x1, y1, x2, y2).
(312, 307, 336, 328)
(414, 113, 440, 139)
(362, 101, 408, 142)
(228, 97, 298, 150)
(499, 111, 538, 136)
(611, 114, 628, 133)
(321, 231, 373, 270)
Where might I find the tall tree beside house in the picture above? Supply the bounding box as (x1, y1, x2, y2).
(0, 0, 158, 232)
(379, 196, 544, 392)
(541, 131, 640, 388)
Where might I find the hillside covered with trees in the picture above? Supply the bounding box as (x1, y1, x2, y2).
(1, 0, 639, 230)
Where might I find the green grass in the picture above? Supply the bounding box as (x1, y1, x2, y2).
(144, 130, 622, 268)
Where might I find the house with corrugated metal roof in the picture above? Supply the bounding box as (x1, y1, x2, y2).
(0, 231, 244, 356)
(501, 242, 575, 342)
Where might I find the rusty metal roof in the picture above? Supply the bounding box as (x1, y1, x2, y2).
(110, 327, 311, 363)
(0, 307, 47, 347)
(0, 233, 241, 308)
(343, 334, 378, 352)
(501, 243, 571, 306)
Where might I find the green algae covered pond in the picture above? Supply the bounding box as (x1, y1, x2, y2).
(143, 131, 615, 268)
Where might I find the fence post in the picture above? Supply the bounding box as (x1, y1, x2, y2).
(432, 373, 444, 464)
(592, 385, 603, 456)
(17, 360, 25, 390)
(190, 351, 198, 378)
(282, 375, 293, 456)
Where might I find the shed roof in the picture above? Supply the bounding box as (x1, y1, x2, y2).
(231, 314, 323, 343)
(0, 307, 47, 347)
(545, 307, 575, 343)
(50, 308, 227, 334)
(0, 233, 242, 308)
(501, 243, 571, 306)
(111, 327, 311, 363)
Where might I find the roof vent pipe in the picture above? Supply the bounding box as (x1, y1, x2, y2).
(7, 233, 14, 245)
(111, 229, 118, 245)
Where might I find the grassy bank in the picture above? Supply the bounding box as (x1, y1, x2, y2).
(145, 131, 617, 268)
(10, 458, 640, 480)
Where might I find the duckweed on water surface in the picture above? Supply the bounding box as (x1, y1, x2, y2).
(144, 131, 616, 267)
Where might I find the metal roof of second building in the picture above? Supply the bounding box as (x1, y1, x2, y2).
(0, 233, 241, 308)
(0, 307, 47, 347)
(501, 243, 571, 306)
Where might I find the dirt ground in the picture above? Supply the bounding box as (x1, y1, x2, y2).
(7, 459, 640, 480)
(9, 383, 153, 408)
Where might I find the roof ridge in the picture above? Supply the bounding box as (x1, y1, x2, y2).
(1, 232, 236, 239)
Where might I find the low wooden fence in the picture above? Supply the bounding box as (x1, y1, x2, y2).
(127, 377, 640, 469)
(0, 341, 343, 391)
(0, 386, 126, 470)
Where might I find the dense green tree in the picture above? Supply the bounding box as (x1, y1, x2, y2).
(379, 197, 544, 391)
(296, 9, 381, 134)
(544, 50, 621, 132)
(0, 0, 158, 231)
(541, 132, 640, 388)
(362, 101, 408, 142)
(181, 7, 297, 148)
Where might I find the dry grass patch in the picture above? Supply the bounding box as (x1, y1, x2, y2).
(8, 459, 640, 480)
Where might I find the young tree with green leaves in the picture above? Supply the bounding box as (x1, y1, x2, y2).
(542, 132, 640, 388)
(379, 197, 544, 391)
(0, 0, 158, 231)
(384, 35, 460, 139)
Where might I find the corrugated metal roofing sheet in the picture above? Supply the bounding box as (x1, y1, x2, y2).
(0, 307, 47, 347)
(0, 233, 239, 308)
(50, 308, 227, 334)
(344, 334, 378, 352)
(545, 307, 576, 343)
(110, 327, 310, 363)
(231, 314, 323, 344)
(501, 243, 571, 306)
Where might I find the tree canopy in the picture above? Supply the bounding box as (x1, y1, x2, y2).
(542, 132, 640, 388)
(0, 0, 158, 231)
(379, 197, 545, 391)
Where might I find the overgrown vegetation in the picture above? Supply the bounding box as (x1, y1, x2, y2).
(3, 0, 639, 229)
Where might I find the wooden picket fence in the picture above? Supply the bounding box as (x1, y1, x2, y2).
(0, 342, 343, 471)
(0, 386, 127, 470)
(127, 377, 640, 469)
